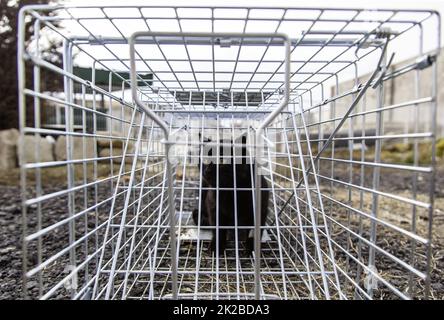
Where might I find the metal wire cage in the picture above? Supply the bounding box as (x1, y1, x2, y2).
(18, 5, 440, 300)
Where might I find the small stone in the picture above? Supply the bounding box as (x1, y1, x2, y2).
(0, 246, 16, 254)
(26, 281, 37, 289)
(0, 204, 19, 213)
(432, 283, 444, 291)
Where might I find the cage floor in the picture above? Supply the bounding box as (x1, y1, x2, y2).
(119, 238, 331, 300)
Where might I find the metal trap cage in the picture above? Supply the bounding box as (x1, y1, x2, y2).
(18, 5, 440, 300)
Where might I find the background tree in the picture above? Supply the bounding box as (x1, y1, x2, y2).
(0, 0, 62, 130)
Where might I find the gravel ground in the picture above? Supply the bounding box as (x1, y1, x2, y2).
(0, 183, 76, 299)
(0, 164, 443, 300)
(322, 164, 444, 299)
(0, 185, 22, 299)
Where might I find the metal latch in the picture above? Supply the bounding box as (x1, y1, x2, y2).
(216, 37, 233, 48)
(415, 54, 436, 70)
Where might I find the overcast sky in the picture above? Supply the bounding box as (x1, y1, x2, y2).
(64, 0, 444, 9)
(56, 0, 442, 102)
(63, 0, 444, 17)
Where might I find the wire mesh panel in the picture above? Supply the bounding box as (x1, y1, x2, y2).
(18, 5, 440, 300)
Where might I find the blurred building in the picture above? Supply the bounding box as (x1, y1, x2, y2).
(329, 51, 443, 138)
